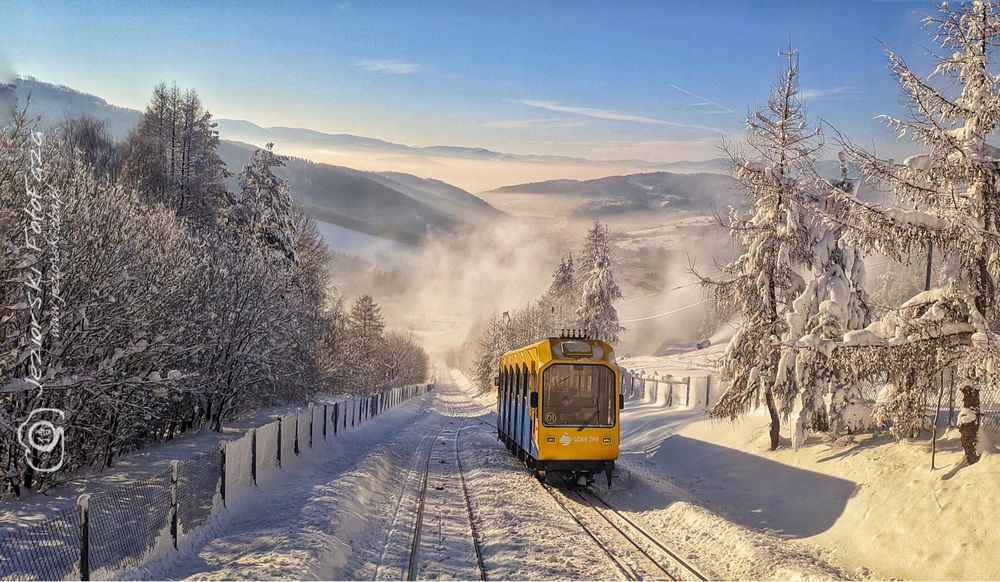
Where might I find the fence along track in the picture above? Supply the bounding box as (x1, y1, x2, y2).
(2, 384, 432, 582)
(577, 486, 707, 581)
(404, 392, 486, 581)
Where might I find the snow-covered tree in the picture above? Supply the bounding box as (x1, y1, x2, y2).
(577, 221, 624, 343)
(825, 1, 1000, 465)
(122, 83, 229, 224)
(696, 50, 819, 450)
(0, 91, 402, 496)
(546, 253, 578, 329)
(229, 143, 297, 263)
(346, 294, 386, 389)
(777, 153, 875, 448)
(471, 314, 507, 394)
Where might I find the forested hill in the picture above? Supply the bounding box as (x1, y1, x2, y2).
(6, 77, 502, 244)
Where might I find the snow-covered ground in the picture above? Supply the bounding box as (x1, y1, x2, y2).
(139, 369, 854, 581)
(618, 348, 1000, 580)
(19, 359, 994, 580)
(147, 377, 632, 580)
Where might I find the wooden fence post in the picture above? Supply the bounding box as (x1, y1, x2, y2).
(219, 441, 227, 508)
(169, 461, 178, 548)
(686, 377, 691, 407)
(78, 494, 90, 581)
(250, 429, 257, 485)
(276, 420, 283, 468)
(294, 415, 301, 456)
(309, 405, 314, 449)
(323, 404, 328, 440)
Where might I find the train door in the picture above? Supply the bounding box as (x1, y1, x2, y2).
(515, 364, 524, 459)
(528, 364, 538, 461)
(520, 363, 529, 460)
(503, 366, 513, 448)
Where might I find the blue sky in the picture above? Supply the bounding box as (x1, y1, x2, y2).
(3, 1, 938, 162)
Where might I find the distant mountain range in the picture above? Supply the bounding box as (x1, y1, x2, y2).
(212, 117, 665, 169)
(2, 76, 859, 239)
(4, 77, 502, 244)
(487, 172, 740, 217)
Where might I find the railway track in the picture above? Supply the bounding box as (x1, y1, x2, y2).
(377, 391, 487, 580)
(539, 476, 707, 581)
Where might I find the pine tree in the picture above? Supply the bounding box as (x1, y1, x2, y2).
(827, 1, 1000, 465)
(695, 49, 819, 451)
(230, 142, 297, 263)
(776, 153, 875, 447)
(473, 314, 506, 393)
(346, 294, 386, 389)
(546, 253, 578, 329)
(577, 221, 624, 343)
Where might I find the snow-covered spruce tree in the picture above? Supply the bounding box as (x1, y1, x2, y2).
(346, 294, 387, 390)
(577, 221, 624, 343)
(826, 1, 1000, 465)
(546, 253, 578, 329)
(695, 50, 818, 451)
(229, 143, 297, 263)
(777, 154, 875, 448)
(472, 314, 505, 394)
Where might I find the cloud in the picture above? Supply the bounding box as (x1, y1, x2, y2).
(356, 59, 421, 74)
(800, 86, 862, 101)
(484, 118, 587, 129)
(517, 99, 725, 134)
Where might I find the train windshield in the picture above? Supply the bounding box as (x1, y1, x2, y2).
(541, 364, 616, 428)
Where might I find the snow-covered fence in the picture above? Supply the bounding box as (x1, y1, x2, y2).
(621, 369, 720, 411)
(0, 382, 432, 581)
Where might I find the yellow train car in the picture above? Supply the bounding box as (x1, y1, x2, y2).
(495, 334, 622, 486)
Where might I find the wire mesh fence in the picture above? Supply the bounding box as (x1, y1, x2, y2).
(855, 369, 1000, 432)
(0, 503, 81, 581)
(89, 469, 172, 573)
(626, 363, 1000, 435)
(176, 449, 221, 534)
(0, 384, 431, 581)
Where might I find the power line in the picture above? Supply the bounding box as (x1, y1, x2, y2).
(621, 281, 700, 304)
(620, 299, 711, 323)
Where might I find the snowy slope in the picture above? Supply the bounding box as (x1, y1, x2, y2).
(619, 349, 1000, 580)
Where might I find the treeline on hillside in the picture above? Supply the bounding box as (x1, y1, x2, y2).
(456, 221, 623, 394)
(0, 83, 427, 497)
